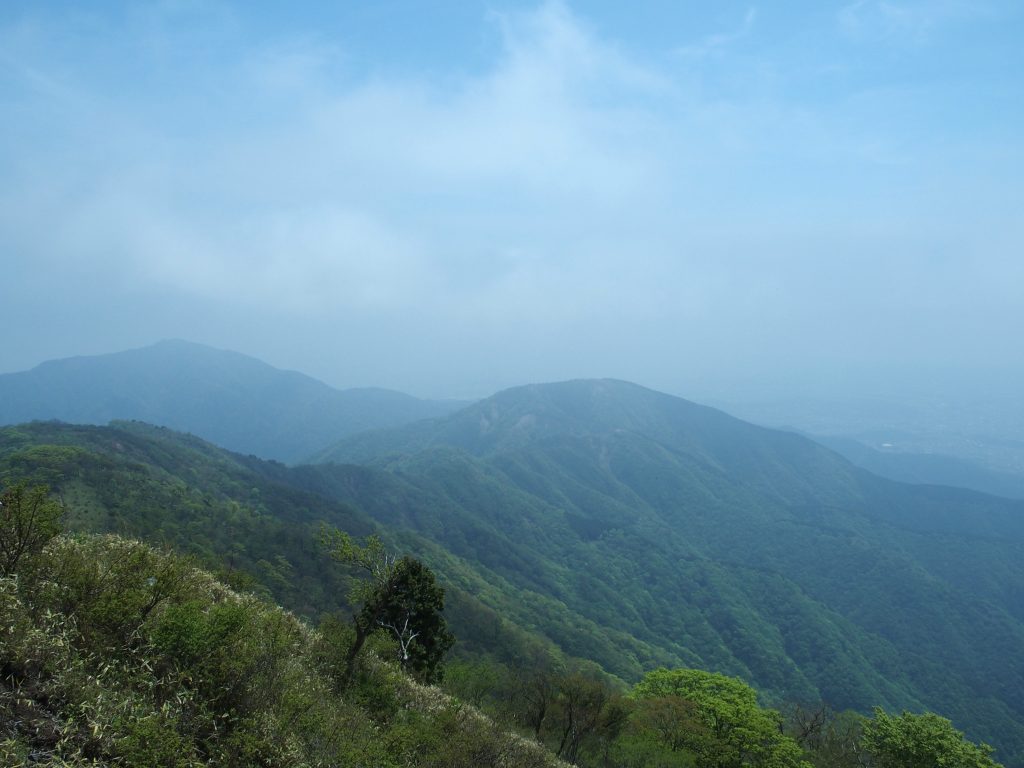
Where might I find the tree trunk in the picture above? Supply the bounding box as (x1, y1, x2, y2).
(340, 620, 369, 690)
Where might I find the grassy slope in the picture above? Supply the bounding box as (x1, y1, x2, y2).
(1, 533, 566, 768)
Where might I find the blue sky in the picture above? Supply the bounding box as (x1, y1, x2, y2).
(1, 1, 1022, 399)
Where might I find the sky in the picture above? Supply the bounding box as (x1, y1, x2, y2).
(1, 1, 1022, 400)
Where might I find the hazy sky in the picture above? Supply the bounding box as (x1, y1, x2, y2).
(2, 1, 1022, 399)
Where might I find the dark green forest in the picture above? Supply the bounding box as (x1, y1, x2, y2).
(1, 482, 1001, 767)
(1, 391, 1020, 766)
(310, 380, 1024, 760)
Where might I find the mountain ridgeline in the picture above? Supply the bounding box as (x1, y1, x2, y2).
(0, 340, 463, 463)
(311, 379, 1024, 762)
(2, 349, 1023, 765)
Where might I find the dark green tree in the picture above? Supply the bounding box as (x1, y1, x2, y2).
(320, 528, 454, 686)
(862, 708, 1002, 768)
(374, 555, 454, 682)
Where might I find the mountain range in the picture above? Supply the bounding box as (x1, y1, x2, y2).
(0, 340, 463, 463)
(2, 344, 1023, 764)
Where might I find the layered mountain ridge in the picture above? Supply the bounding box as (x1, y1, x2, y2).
(0, 340, 463, 462)
(3, 347, 1023, 762)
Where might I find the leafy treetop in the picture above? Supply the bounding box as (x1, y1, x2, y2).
(862, 708, 1003, 768)
(633, 668, 810, 768)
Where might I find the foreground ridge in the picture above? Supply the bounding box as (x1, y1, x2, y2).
(0, 532, 565, 768)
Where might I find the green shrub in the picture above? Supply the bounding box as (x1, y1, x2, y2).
(115, 713, 198, 768)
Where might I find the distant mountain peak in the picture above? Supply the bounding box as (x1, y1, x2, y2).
(314, 376, 808, 470)
(0, 342, 465, 463)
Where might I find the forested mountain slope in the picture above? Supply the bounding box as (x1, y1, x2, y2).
(0, 340, 463, 462)
(313, 379, 1024, 763)
(4, 377, 1023, 764)
(0, 421, 554, 665)
(7, 489, 997, 768)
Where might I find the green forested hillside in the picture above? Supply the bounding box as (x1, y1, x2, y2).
(2, 487, 1000, 768)
(3, 382, 1022, 765)
(0, 421, 553, 666)
(312, 379, 1024, 763)
(0, 340, 463, 462)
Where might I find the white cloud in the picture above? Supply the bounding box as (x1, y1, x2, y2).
(4, 1, 683, 318)
(1, 1, 1021, 393)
